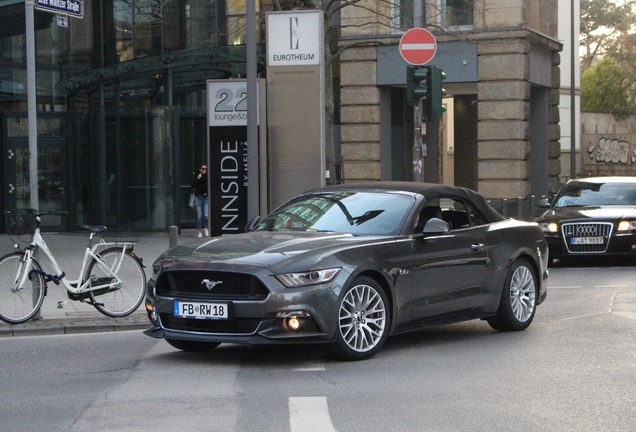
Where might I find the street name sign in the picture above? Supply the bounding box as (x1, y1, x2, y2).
(35, 0, 84, 19)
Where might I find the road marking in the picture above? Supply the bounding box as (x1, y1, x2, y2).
(551, 285, 632, 289)
(294, 367, 326, 372)
(293, 362, 325, 372)
(560, 292, 616, 321)
(560, 311, 608, 321)
(289, 397, 336, 432)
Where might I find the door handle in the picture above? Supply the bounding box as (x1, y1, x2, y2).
(471, 243, 485, 252)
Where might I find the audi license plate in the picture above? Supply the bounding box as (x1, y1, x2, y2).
(174, 301, 228, 320)
(570, 237, 603, 245)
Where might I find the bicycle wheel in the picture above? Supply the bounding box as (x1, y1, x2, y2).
(86, 248, 146, 317)
(0, 253, 46, 324)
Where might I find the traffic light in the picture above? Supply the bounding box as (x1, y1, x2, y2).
(426, 66, 446, 121)
(406, 65, 446, 120)
(406, 65, 428, 105)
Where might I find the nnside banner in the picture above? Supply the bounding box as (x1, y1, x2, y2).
(208, 126, 248, 236)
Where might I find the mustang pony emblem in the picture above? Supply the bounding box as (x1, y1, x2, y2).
(201, 279, 223, 290)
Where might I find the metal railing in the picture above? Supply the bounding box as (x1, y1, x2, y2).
(487, 196, 544, 222)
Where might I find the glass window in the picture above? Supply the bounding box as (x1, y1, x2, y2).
(226, 16, 246, 45)
(113, 0, 133, 62)
(554, 181, 636, 207)
(440, 0, 473, 27)
(134, 0, 163, 58)
(391, 1, 427, 31)
(422, 197, 481, 230)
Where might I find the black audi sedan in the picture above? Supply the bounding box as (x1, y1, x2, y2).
(145, 182, 548, 360)
(537, 176, 636, 262)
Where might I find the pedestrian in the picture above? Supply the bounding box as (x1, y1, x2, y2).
(191, 164, 209, 237)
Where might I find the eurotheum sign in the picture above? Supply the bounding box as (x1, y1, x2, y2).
(267, 12, 321, 66)
(35, 0, 84, 19)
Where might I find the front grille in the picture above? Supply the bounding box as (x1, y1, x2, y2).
(562, 222, 613, 253)
(155, 270, 270, 300)
(160, 314, 262, 334)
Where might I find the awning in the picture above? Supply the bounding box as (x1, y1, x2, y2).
(56, 45, 265, 100)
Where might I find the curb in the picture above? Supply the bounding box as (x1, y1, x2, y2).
(0, 315, 149, 337)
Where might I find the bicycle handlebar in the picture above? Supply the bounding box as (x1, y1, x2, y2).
(37, 210, 69, 217)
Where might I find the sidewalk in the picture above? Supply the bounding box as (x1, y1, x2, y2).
(0, 229, 202, 337)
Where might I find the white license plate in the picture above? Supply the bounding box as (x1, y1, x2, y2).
(570, 237, 604, 245)
(174, 301, 228, 320)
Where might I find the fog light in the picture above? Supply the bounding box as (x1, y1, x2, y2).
(287, 316, 300, 331)
(145, 303, 158, 321)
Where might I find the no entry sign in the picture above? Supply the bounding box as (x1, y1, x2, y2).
(399, 28, 437, 65)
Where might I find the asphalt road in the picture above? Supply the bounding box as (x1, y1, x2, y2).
(0, 261, 634, 432)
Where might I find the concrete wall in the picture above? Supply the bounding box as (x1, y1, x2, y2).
(580, 113, 636, 177)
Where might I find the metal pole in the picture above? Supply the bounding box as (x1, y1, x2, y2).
(246, 0, 259, 219)
(413, 0, 422, 27)
(570, 0, 576, 179)
(169, 225, 178, 248)
(412, 102, 424, 182)
(25, 0, 39, 210)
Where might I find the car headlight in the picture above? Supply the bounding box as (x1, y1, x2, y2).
(152, 255, 175, 276)
(539, 222, 558, 233)
(275, 268, 341, 287)
(617, 220, 636, 231)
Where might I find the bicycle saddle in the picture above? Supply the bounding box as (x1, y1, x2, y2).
(81, 224, 108, 233)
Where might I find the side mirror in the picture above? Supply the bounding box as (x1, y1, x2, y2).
(538, 198, 550, 208)
(244, 216, 261, 232)
(422, 217, 451, 235)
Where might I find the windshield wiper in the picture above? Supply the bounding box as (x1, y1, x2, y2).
(351, 210, 384, 225)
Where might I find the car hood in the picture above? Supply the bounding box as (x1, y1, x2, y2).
(539, 205, 636, 221)
(161, 231, 386, 270)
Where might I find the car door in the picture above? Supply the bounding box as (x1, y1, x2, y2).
(409, 198, 490, 321)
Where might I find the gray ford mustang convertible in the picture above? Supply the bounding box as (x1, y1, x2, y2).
(144, 182, 548, 360)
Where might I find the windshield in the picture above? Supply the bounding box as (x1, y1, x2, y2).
(553, 181, 636, 208)
(255, 192, 415, 235)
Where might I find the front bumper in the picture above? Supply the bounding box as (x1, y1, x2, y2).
(143, 319, 330, 345)
(545, 232, 636, 258)
(143, 268, 347, 346)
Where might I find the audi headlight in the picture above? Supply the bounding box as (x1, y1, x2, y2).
(539, 222, 558, 233)
(276, 268, 341, 287)
(617, 220, 636, 231)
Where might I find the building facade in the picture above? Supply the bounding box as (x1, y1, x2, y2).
(0, 0, 564, 232)
(339, 0, 563, 203)
(1, 0, 267, 231)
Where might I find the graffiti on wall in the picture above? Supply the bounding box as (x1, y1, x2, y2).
(587, 137, 635, 164)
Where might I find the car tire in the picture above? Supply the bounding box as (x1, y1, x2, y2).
(327, 276, 390, 361)
(165, 338, 221, 352)
(487, 257, 538, 332)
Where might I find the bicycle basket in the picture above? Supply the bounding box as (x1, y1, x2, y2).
(101, 228, 140, 244)
(4, 209, 38, 236)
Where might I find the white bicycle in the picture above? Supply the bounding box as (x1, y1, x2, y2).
(0, 209, 146, 324)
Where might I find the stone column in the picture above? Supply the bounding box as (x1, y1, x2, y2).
(477, 37, 531, 199)
(339, 46, 382, 182)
